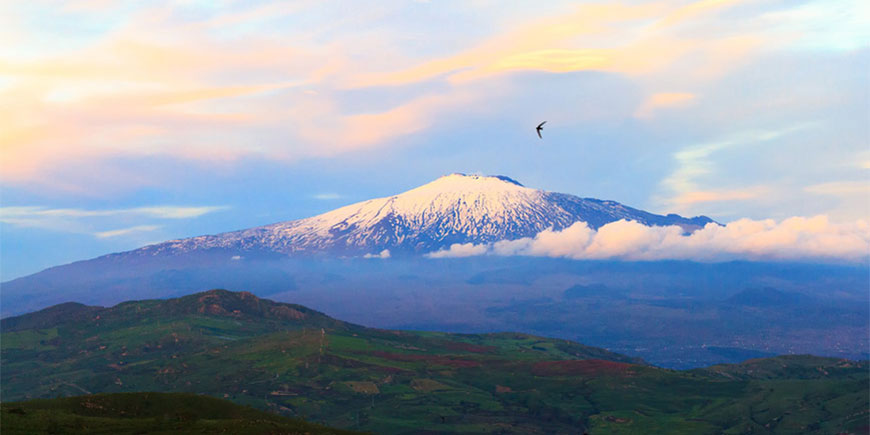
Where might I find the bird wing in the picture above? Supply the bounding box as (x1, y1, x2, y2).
(536, 121, 546, 138)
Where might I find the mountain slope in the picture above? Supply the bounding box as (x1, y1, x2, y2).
(2, 290, 867, 434)
(130, 173, 713, 258)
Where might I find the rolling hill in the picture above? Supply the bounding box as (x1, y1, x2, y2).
(2, 289, 866, 434)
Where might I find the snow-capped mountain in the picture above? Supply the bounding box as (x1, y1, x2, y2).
(2, 173, 717, 315)
(135, 173, 713, 258)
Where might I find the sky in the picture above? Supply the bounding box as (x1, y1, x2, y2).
(1, 0, 868, 280)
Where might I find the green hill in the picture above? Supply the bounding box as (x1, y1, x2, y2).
(2, 289, 867, 434)
(1, 392, 361, 434)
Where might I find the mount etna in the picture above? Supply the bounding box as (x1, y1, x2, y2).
(12, 173, 714, 267)
(2, 174, 867, 369)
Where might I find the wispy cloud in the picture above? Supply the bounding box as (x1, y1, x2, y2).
(634, 92, 696, 118)
(0, 205, 226, 236)
(805, 181, 870, 197)
(657, 125, 814, 213)
(348, 1, 763, 88)
(804, 180, 870, 221)
(0, 205, 227, 222)
(427, 216, 870, 262)
(94, 224, 160, 238)
(1, 0, 839, 191)
(667, 187, 770, 208)
(312, 193, 343, 200)
(0, 0, 865, 225)
(133, 206, 228, 219)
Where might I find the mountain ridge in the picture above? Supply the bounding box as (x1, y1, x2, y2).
(0, 288, 643, 365)
(1, 289, 345, 333)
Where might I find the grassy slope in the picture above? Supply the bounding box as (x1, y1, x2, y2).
(1, 392, 361, 434)
(2, 289, 867, 434)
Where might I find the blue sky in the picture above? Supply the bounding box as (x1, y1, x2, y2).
(1, 0, 868, 279)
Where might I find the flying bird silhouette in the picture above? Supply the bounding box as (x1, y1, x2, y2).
(536, 121, 546, 139)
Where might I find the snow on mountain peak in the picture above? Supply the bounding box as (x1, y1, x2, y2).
(407, 173, 527, 194)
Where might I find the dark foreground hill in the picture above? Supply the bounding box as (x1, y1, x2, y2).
(2, 290, 867, 434)
(1, 392, 361, 434)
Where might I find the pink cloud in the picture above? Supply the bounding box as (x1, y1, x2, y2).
(0, 0, 851, 197)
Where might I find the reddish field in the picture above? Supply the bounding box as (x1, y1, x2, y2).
(531, 359, 635, 377)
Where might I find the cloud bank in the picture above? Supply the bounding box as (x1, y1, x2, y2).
(427, 216, 870, 262)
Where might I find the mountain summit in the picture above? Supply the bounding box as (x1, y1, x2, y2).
(139, 173, 712, 258)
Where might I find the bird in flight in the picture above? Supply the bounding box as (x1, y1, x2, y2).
(536, 121, 546, 139)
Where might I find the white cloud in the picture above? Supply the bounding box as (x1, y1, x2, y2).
(94, 225, 160, 238)
(427, 216, 870, 262)
(426, 243, 488, 258)
(363, 249, 391, 259)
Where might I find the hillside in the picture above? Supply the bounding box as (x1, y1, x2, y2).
(1, 392, 360, 434)
(2, 290, 867, 434)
